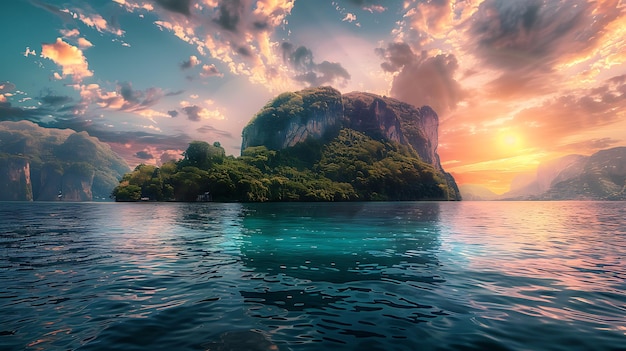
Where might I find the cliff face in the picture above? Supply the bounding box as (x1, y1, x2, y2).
(241, 87, 461, 199)
(342, 92, 442, 170)
(35, 164, 95, 201)
(0, 121, 130, 201)
(0, 157, 33, 201)
(242, 87, 344, 150)
(0, 158, 96, 201)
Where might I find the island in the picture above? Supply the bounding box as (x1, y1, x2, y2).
(112, 87, 461, 202)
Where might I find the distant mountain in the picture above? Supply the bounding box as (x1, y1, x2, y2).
(0, 121, 130, 201)
(501, 147, 626, 200)
(459, 184, 499, 201)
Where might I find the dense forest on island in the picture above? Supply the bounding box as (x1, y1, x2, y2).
(112, 131, 453, 202)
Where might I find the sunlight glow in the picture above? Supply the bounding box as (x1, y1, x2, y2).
(497, 130, 524, 153)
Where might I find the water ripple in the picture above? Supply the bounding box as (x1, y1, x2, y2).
(1, 201, 625, 350)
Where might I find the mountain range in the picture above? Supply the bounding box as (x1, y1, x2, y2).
(460, 147, 626, 200)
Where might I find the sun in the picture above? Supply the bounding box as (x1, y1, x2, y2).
(497, 130, 524, 152)
(503, 134, 518, 146)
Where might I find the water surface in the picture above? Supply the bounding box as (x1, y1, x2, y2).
(1, 201, 625, 350)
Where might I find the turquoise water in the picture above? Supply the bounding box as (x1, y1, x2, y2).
(1, 201, 625, 350)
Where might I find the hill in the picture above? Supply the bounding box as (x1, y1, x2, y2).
(0, 121, 130, 201)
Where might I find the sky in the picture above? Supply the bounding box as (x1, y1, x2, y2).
(0, 0, 624, 194)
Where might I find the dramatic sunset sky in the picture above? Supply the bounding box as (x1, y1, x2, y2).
(1, 0, 624, 193)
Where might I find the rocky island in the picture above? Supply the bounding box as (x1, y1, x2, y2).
(113, 87, 461, 202)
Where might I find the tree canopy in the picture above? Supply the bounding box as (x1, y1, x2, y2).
(112, 130, 455, 202)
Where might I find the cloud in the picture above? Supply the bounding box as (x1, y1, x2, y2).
(41, 38, 93, 82)
(513, 81, 626, 151)
(77, 38, 93, 48)
(23, 47, 37, 57)
(363, 4, 386, 13)
(376, 42, 415, 72)
(281, 42, 351, 87)
(167, 110, 178, 117)
(0, 89, 80, 125)
(87, 129, 192, 167)
(377, 42, 462, 115)
(154, 0, 192, 17)
(342, 13, 357, 23)
(182, 105, 225, 121)
(557, 138, 622, 154)
(214, 0, 244, 31)
(0, 82, 16, 94)
(135, 150, 153, 159)
(39, 93, 73, 106)
(160, 150, 182, 164)
(74, 10, 124, 36)
(104, 82, 164, 112)
(468, 0, 623, 72)
(200, 64, 223, 78)
(125, 0, 296, 90)
(181, 55, 200, 69)
(196, 125, 234, 139)
(343, 0, 385, 6)
(28, 0, 74, 22)
(60, 28, 80, 37)
(165, 90, 185, 97)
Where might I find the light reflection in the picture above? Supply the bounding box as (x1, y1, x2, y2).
(439, 201, 626, 330)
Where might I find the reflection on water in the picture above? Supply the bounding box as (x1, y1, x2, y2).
(0, 201, 625, 351)
(239, 202, 442, 283)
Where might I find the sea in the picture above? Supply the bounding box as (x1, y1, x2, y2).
(0, 201, 625, 351)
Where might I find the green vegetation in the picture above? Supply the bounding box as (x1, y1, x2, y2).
(112, 129, 454, 202)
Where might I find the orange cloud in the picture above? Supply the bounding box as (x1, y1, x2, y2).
(143, 0, 298, 91)
(77, 12, 124, 36)
(77, 38, 93, 48)
(41, 38, 93, 82)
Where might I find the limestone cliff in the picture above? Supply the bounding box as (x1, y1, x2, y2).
(0, 156, 33, 201)
(241, 87, 461, 199)
(242, 87, 344, 150)
(0, 121, 130, 201)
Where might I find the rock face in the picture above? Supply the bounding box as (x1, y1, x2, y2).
(0, 156, 32, 201)
(342, 92, 441, 170)
(241, 87, 461, 199)
(242, 87, 344, 150)
(0, 121, 130, 201)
